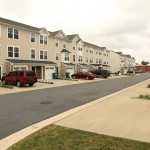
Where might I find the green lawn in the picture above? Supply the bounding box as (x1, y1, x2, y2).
(9, 125, 150, 150)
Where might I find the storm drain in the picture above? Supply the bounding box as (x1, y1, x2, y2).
(40, 101, 52, 104)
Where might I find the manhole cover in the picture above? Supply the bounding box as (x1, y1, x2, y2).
(40, 101, 52, 104)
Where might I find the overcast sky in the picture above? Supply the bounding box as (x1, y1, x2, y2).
(0, 0, 150, 63)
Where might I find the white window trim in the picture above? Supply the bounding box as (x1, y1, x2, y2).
(7, 27, 20, 40)
(39, 35, 48, 45)
(30, 48, 36, 59)
(30, 33, 36, 42)
(55, 52, 59, 60)
(39, 50, 48, 60)
(7, 45, 20, 58)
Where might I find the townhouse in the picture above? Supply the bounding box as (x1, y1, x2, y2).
(0, 17, 135, 79)
(109, 51, 136, 74)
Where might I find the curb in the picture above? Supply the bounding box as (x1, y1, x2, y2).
(0, 79, 149, 150)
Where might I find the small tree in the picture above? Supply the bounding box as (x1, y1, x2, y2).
(141, 61, 149, 65)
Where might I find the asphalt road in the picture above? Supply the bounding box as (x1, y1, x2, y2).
(0, 73, 150, 139)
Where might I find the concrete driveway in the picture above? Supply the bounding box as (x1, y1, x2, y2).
(55, 79, 150, 143)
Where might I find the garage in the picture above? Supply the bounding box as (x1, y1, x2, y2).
(67, 66, 74, 78)
(82, 66, 88, 72)
(45, 66, 56, 79)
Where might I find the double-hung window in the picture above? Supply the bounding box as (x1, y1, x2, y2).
(40, 35, 47, 45)
(56, 53, 59, 60)
(8, 27, 19, 39)
(78, 55, 82, 62)
(40, 50, 47, 60)
(31, 33, 35, 42)
(31, 49, 35, 59)
(73, 54, 75, 62)
(65, 53, 69, 61)
(8, 46, 19, 58)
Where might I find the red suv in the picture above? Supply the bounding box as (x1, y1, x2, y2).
(1, 70, 37, 87)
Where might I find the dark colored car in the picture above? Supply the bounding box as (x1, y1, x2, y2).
(135, 70, 145, 74)
(90, 69, 110, 78)
(71, 72, 96, 80)
(1, 70, 37, 87)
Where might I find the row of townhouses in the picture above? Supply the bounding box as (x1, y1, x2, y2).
(0, 17, 136, 80)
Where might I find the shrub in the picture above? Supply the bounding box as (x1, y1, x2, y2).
(147, 84, 150, 88)
(138, 94, 150, 100)
(0, 84, 13, 89)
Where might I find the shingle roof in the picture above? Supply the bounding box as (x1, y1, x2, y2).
(84, 41, 106, 50)
(61, 49, 71, 53)
(49, 30, 61, 37)
(6, 59, 57, 65)
(0, 17, 39, 31)
(66, 34, 78, 40)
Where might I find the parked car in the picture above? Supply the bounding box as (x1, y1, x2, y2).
(135, 70, 145, 74)
(1, 70, 37, 87)
(71, 72, 96, 80)
(90, 69, 110, 78)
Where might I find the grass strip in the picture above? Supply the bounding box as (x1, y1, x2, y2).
(9, 125, 150, 150)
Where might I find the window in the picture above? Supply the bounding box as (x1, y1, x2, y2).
(99, 59, 102, 64)
(31, 33, 35, 42)
(78, 47, 82, 51)
(86, 49, 88, 52)
(40, 50, 47, 60)
(56, 52, 59, 60)
(8, 46, 19, 58)
(65, 53, 69, 61)
(55, 43, 58, 47)
(96, 58, 98, 63)
(55, 38, 58, 47)
(99, 52, 102, 55)
(63, 44, 66, 48)
(31, 49, 35, 59)
(73, 47, 75, 50)
(96, 51, 98, 54)
(8, 27, 19, 39)
(78, 55, 82, 62)
(73, 55, 75, 62)
(86, 57, 88, 63)
(90, 57, 93, 63)
(40, 35, 47, 44)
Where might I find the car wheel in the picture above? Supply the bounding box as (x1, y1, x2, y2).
(2, 80, 7, 85)
(29, 83, 34, 87)
(86, 77, 89, 80)
(16, 81, 22, 87)
(72, 75, 76, 79)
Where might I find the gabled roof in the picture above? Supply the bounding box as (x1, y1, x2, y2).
(66, 34, 80, 41)
(84, 41, 98, 48)
(61, 49, 71, 53)
(49, 30, 61, 36)
(0, 17, 39, 32)
(49, 30, 68, 40)
(39, 27, 50, 35)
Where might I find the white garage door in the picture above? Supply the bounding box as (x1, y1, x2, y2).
(82, 66, 88, 72)
(67, 66, 74, 78)
(45, 66, 55, 79)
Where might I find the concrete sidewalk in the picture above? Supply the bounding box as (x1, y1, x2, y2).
(55, 79, 150, 143)
(0, 75, 126, 95)
(0, 76, 149, 149)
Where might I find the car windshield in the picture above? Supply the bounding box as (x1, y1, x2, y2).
(26, 71, 36, 77)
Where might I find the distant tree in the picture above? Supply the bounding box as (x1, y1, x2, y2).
(141, 61, 149, 65)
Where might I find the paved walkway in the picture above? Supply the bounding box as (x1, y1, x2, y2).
(0, 75, 149, 149)
(55, 79, 150, 143)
